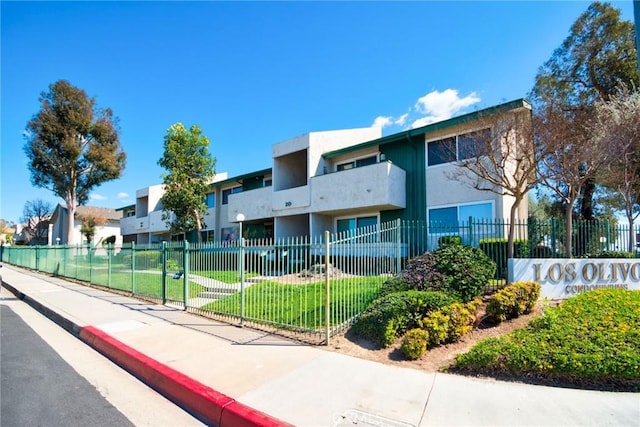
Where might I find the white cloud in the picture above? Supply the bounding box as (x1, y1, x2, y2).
(372, 116, 393, 128)
(117, 192, 129, 200)
(90, 193, 107, 201)
(412, 89, 480, 128)
(394, 113, 409, 126)
(371, 88, 481, 132)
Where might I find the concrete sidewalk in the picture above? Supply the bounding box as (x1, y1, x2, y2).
(1, 265, 638, 427)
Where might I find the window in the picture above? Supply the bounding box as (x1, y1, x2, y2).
(337, 215, 378, 233)
(264, 179, 272, 187)
(428, 137, 456, 166)
(428, 128, 491, 166)
(458, 129, 490, 160)
(337, 155, 377, 171)
(429, 202, 493, 233)
(205, 193, 215, 208)
(222, 186, 242, 205)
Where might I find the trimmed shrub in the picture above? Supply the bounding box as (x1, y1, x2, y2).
(400, 329, 430, 360)
(400, 252, 447, 292)
(420, 299, 482, 346)
(433, 244, 496, 302)
(583, 250, 635, 259)
(486, 281, 541, 324)
(351, 290, 457, 347)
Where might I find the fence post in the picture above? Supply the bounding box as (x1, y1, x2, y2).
(239, 235, 246, 326)
(88, 244, 93, 284)
(183, 241, 189, 309)
(395, 218, 402, 274)
(161, 241, 167, 304)
(107, 243, 112, 288)
(35, 245, 40, 272)
(131, 242, 136, 294)
(325, 230, 330, 346)
(551, 218, 557, 257)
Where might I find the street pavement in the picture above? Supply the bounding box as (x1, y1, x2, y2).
(1, 264, 638, 427)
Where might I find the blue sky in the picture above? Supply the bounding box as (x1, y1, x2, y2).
(1, 1, 636, 225)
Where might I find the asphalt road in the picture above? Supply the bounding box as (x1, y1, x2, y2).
(0, 290, 205, 427)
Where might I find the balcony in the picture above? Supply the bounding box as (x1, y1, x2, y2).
(272, 185, 311, 213)
(310, 161, 406, 213)
(227, 187, 273, 221)
(121, 216, 149, 234)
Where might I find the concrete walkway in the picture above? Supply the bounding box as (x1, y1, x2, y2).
(1, 265, 638, 426)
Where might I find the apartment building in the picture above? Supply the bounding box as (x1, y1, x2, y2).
(119, 99, 531, 244)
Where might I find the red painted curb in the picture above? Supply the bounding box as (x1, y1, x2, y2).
(79, 326, 292, 427)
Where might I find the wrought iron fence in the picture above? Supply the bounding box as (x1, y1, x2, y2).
(2, 218, 638, 344)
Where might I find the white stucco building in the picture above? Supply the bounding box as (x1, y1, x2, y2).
(119, 99, 532, 244)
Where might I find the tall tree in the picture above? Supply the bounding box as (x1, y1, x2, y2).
(536, 101, 609, 257)
(447, 105, 540, 259)
(529, 1, 638, 220)
(591, 87, 640, 251)
(158, 123, 215, 243)
(21, 199, 54, 245)
(24, 80, 126, 244)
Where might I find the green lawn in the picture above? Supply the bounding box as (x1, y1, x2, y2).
(87, 270, 205, 301)
(202, 276, 385, 329)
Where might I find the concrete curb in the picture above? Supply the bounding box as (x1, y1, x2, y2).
(1, 279, 292, 427)
(79, 326, 292, 427)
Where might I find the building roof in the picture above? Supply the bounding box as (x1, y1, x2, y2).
(210, 168, 272, 187)
(322, 98, 532, 159)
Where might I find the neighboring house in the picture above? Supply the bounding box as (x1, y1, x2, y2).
(120, 99, 531, 245)
(48, 204, 123, 246)
(13, 217, 51, 245)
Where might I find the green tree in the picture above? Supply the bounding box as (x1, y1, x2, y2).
(78, 213, 106, 244)
(24, 80, 126, 244)
(529, 1, 638, 221)
(158, 123, 215, 243)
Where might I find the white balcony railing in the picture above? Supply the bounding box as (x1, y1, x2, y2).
(310, 161, 405, 213)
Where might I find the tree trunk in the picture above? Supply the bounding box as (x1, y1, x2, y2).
(565, 204, 573, 258)
(507, 196, 522, 261)
(627, 212, 635, 252)
(65, 198, 76, 245)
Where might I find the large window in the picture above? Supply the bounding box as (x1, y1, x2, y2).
(428, 202, 493, 232)
(428, 128, 491, 166)
(337, 215, 378, 233)
(337, 155, 377, 171)
(427, 137, 456, 166)
(222, 186, 242, 205)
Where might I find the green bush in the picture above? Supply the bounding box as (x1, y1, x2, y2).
(351, 291, 457, 347)
(438, 235, 462, 247)
(400, 252, 447, 292)
(453, 289, 640, 391)
(583, 250, 635, 259)
(433, 244, 496, 302)
(420, 299, 481, 346)
(485, 281, 541, 324)
(400, 329, 430, 360)
(531, 245, 554, 258)
(479, 238, 530, 279)
(377, 275, 413, 298)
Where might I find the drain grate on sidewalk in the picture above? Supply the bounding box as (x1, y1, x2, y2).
(332, 409, 415, 427)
